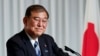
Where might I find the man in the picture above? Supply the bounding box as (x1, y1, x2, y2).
(6, 5, 69, 56)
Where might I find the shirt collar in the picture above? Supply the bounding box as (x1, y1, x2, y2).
(25, 32, 38, 47)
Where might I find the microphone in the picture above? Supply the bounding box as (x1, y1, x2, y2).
(65, 46, 81, 56)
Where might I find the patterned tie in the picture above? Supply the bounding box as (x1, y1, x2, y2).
(34, 41, 41, 56)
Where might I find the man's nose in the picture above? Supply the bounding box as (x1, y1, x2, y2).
(38, 20, 43, 27)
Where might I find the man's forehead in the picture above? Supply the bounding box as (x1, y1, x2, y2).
(31, 12, 48, 17)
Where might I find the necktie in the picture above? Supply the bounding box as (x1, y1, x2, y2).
(34, 41, 41, 56)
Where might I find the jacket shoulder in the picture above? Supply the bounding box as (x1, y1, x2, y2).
(6, 30, 27, 47)
(40, 34, 54, 41)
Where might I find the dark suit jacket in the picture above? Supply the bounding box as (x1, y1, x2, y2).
(6, 30, 69, 56)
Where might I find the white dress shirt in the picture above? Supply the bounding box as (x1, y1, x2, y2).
(25, 32, 39, 48)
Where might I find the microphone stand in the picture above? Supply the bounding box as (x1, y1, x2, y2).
(65, 46, 81, 56)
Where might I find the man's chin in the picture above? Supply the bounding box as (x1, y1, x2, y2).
(35, 33, 43, 37)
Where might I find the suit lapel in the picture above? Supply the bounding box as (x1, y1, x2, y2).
(20, 30, 37, 56)
(39, 36, 49, 56)
(25, 40, 37, 56)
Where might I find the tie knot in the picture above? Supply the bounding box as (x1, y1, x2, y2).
(34, 41, 38, 48)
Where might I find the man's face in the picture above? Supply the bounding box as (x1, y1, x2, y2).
(24, 11, 48, 37)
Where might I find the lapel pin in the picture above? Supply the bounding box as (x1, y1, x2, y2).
(44, 44, 47, 47)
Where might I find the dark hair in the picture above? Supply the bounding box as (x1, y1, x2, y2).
(25, 5, 49, 18)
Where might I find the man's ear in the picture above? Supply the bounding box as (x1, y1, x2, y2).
(23, 17, 27, 26)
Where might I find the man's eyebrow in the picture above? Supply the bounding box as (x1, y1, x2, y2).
(33, 17, 48, 19)
(33, 17, 40, 18)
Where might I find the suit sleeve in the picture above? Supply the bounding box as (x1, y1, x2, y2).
(6, 39, 25, 56)
(45, 35, 69, 56)
(51, 38, 69, 56)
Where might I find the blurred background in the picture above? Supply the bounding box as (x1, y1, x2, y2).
(0, 0, 100, 56)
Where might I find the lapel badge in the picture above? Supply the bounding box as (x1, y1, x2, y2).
(44, 44, 48, 53)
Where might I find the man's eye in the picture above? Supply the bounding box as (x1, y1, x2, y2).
(34, 18, 40, 21)
(43, 20, 48, 22)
